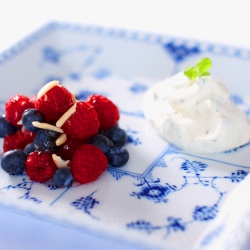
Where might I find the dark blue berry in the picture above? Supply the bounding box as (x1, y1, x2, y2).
(89, 134, 113, 154)
(103, 126, 127, 146)
(22, 108, 46, 132)
(53, 167, 73, 187)
(24, 142, 36, 156)
(107, 146, 129, 167)
(0, 115, 18, 137)
(1, 149, 26, 174)
(34, 129, 60, 153)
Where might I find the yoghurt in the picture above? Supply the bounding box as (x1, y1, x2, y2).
(143, 68, 250, 154)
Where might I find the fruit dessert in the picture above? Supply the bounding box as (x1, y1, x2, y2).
(0, 80, 129, 187)
(143, 58, 250, 154)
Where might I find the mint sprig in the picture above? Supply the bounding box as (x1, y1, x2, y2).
(184, 57, 212, 80)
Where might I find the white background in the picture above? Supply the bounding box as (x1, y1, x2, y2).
(1, 0, 250, 249)
(1, 0, 250, 52)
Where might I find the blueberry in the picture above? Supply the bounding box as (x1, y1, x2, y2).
(1, 149, 26, 175)
(53, 167, 73, 187)
(89, 134, 113, 154)
(103, 126, 127, 146)
(0, 115, 18, 137)
(34, 129, 60, 153)
(24, 142, 36, 156)
(22, 108, 46, 132)
(107, 146, 129, 167)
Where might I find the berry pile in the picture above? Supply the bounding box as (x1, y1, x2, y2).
(0, 80, 129, 187)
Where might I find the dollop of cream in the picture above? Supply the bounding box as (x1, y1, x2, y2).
(143, 71, 250, 154)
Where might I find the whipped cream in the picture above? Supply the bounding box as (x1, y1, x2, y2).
(143, 71, 250, 154)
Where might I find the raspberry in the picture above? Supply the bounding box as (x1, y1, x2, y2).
(86, 94, 119, 130)
(26, 151, 57, 182)
(3, 131, 23, 152)
(57, 136, 84, 161)
(29, 95, 37, 105)
(71, 144, 108, 184)
(22, 129, 36, 144)
(61, 102, 99, 140)
(5, 94, 34, 126)
(3, 128, 35, 152)
(35, 82, 75, 124)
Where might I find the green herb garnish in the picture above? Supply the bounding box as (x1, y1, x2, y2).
(184, 57, 212, 80)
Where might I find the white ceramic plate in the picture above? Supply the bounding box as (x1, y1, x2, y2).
(1, 22, 250, 250)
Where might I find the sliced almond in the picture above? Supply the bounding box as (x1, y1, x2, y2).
(56, 103, 77, 128)
(32, 121, 63, 133)
(37, 80, 59, 99)
(56, 133, 67, 146)
(17, 119, 23, 125)
(52, 154, 70, 168)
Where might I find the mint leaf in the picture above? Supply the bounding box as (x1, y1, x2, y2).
(184, 66, 198, 80)
(184, 57, 212, 80)
(199, 71, 210, 77)
(196, 57, 212, 74)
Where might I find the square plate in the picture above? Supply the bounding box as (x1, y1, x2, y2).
(1, 22, 250, 249)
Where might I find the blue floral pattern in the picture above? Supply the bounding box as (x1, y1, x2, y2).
(129, 83, 148, 93)
(0, 177, 41, 204)
(163, 42, 200, 62)
(226, 169, 248, 183)
(43, 47, 60, 63)
(125, 151, 249, 237)
(193, 205, 218, 221)
(131, 183, 174, 203)
(127, 216, 187, 237)
(126, 128, 142, 146)
(71, 190, 100, 219)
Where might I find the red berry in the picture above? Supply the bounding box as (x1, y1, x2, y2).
(5, 95, 34, 126)
(57, 136, 84, 161)
(26, 151, 57, 182)
(86, 94, 119, 130)
(35, 83, 75, 124)
(22, 129, 36, 143)
(4, 131, 23, 152)
(3, 128, 35, 152)
(29, 95, 37, 105)
(71, 144, 108, 184)
(61, 102, 99, 140)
